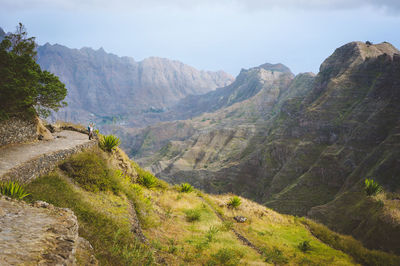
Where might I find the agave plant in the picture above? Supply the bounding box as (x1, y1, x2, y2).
(0, 181, 30, 199)
(227, 196, 241, 209)
(179, 183, 194, 193)
(99, 134, 121, 152)
(364, 178, 382, 196)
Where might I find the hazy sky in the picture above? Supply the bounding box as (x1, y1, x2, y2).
(1, 0, 400, 75)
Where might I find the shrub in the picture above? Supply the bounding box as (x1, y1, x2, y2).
(264, 247, 288, 265)
(208, 248, 243, 266)
(227, 196, 241, 208)
(0, 181, 30, 199)
(364, 178, 382, 196)
(179, 183, 194, 193)
(185, 209, 201, 222)
(99, 134, 121, 152)
(206, 225, 220, 242)
(137, 171, 158, 189)
(298, 240, 311, 252)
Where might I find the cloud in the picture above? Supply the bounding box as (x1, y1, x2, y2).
(3, 0, 400, 12)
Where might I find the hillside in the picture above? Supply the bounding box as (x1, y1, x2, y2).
(17, 145, 400, 265)
(127, 41, 400, 254)
(36, 43, 233, 127)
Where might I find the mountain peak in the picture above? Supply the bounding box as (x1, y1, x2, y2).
(320, 41, 400, 75)
(258, 62, 292, 74)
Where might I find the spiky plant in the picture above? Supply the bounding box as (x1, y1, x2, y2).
(0, 181, 30, 199)
(179, 183, 194, 193)
(227, 196, 241, 209)
(99, 134, 121, 152)
(364, 178, 382, 196)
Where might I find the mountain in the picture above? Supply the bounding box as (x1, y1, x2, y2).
(127, 41, 400, 254)
(36, 43, 234, 127)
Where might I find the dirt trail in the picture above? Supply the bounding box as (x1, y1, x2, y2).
(0, 131, 91, 178)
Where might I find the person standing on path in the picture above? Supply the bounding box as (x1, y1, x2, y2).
(88, 123, 94, 140)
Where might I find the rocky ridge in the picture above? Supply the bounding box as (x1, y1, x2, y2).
(129, 41, 400, 254)
(36, 43, 233, 127)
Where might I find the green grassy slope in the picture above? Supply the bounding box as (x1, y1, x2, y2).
(25, 146, 399, 265)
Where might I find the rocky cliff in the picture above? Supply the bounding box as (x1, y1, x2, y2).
(37, 43, 233, 127)
(129, 41, 400, 254)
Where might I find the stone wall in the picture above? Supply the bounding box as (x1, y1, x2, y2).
(2, 140, 98, 183)
(0, 117, 38, 146)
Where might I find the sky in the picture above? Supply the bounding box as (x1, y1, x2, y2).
(1, 0, 400, 76)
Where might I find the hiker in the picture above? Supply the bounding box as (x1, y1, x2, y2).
(88, 123, 94, 140)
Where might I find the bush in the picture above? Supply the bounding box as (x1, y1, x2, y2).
(0, 181, 30, 199)
(364, 178, 382, 196)
(60, 151, 121, 193)
(99, 134, 121, 152)
(264, 247, 288, 265)
(137, 171, 158, 189)
(179, 183, 194, 193)
(208, 248, 243, 266)
(227, 196, 241, 208)
(206, 225, 220, 242)
(298, 240, 311, 252)
(185, 209, 201, 222)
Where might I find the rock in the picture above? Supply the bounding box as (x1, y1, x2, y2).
(234, 216, 247, 223)
(0, 196, 95, 265)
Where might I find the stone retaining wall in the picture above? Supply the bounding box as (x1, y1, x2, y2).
(2, 140, 98, 183)
(0, 117, 38, 146)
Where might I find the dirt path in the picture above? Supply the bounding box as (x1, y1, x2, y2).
(0, 131, 91, 178)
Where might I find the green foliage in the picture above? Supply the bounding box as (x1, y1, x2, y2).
(227, 196, 242, 208)
(0, 180, 30, 199)
(26, 173, 154, 265)
(207, 248, 244, 266)
(60, 151, 121, 193)
(0, 23, 67, 119)
(264, 247, 289, 265)
(132, 161, 166, 190)
(298, 240, 311, 252)
(137, 171, 158, 188)
(301, 218, 400, 266)
(99, 134, 121, 152)
(205, 225, 220, 242)
(179, 183, 194, 193)
(185, 208, 201, 222)
(364, 178, 382, 196)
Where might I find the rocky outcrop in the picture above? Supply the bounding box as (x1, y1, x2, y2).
(0, 196, 96, 265)
(37, 43, 233, 127)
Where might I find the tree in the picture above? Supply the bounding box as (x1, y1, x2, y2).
(0, 23, 67, 120)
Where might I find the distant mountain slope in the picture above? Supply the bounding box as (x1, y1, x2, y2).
(36, 43, 233, 126)
(128, 41, 400, 254)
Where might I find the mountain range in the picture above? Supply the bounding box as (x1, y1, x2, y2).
(123, 41, 400, 254)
